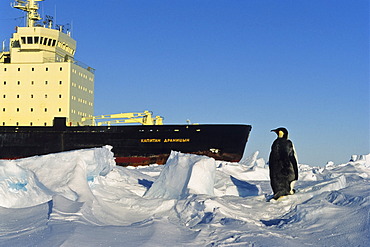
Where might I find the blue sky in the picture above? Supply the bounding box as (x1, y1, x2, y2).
(1, 0, 369, 166)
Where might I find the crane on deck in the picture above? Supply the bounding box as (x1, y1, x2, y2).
(81, 110, 163, 126)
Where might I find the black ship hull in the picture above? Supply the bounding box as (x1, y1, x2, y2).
(0, 119, 252, 166)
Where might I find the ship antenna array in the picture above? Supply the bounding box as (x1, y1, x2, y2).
(11, 0, 44, 27)
(43, 15, 53, 28)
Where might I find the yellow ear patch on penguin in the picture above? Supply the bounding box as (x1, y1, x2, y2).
(278, 130, 284, 138)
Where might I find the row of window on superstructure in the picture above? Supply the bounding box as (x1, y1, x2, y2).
(2, 108, 92, 115)
(2, 93, 92, 105)
(3, 67, 93, 81)
(3, 94, 63, 99)
(71, 82, 94, 94)
(71, 110, 91, 117)
(70, 95, 93, 106)
(2, 107, 62, 113)
(20, 36, 75, 55)
(2, 67, 63, 72)
(3, 80, 63, 85)
(21, 36, 56, 47)
(72, 69, 94, 81)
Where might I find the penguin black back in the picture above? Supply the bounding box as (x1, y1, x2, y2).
(269, 127, 298, 200)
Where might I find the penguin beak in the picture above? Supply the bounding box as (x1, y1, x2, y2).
(271, 129, 277, 133)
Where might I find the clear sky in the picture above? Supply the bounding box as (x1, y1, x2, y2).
(1, 0, 369, 166)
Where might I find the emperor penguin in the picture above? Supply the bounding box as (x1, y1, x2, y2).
(269, 127, 298, 200)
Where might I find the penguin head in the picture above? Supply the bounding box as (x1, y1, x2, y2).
(271, 127, 288, 139)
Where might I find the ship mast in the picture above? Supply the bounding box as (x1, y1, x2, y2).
(12, 0, 44, 27)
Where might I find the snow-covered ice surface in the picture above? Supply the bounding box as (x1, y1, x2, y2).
(0, 146, 369, 247)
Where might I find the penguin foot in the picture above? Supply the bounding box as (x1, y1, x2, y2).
(276, 195, 287, 201)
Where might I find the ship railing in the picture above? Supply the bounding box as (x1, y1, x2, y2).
(74, 59, 96, 73)
(43, 57, 95, 73)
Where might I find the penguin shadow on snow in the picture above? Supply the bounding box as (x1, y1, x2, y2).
(230, 176, 260, 197)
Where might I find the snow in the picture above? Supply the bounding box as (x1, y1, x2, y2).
(0, 147, 369, 246)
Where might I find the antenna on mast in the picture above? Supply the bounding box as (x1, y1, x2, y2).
(12, 0, 44, 27)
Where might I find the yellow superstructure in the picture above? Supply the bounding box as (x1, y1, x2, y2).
(0, 0, 94, 126)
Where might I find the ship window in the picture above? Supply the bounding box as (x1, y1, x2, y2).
(44, 122, 47, 126)
(52, 40, 56, 46)
(44, 108, 47, 112)
(59, 81, 62, 84)
(31, 94, 33, 98)
(31, 68, 34, 71)
(30, 122, 33, 126)
(31, 81, 34, 85)
(2, 108, 5, 112)
(27, 37, 33, 44)
(17, 81, 20, 85)
(48, 39, 52, 46)
(40, 37, 44, 44)
(45, 68, 49, 72)
(17, 95, 19, 98)
(59, 108, 62, 112)
(16, 108, 19, 112)
(30, 108, 33, 112)
(16, 122, 19, 126)
(45, 94, 47, 98)
(2, 122, 4, 126)
(21, 37, 26, 44)
(43, 38, 48, 45)
(59, 94, 62, 98)
(34, 36, 39, 44)
(3, 68, 6, 71)
(3, 95, 5, 98)
(3, 81, 6, 85)
(45, 81, 48, 85)
(60, 67, 63, 71)
(18, 68, 21, 71)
